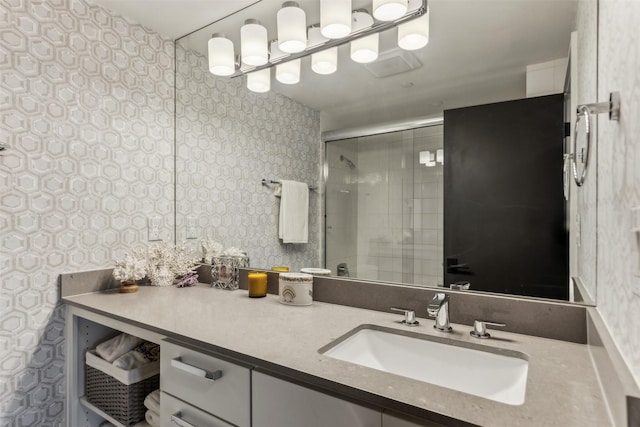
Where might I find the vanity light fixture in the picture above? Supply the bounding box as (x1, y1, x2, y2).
(277, 2, 307, 53)
(247, 68, 271, 92)
(215, 0, 429, 93)
(208, 33, 235, 76)
(398, 6, 429, 50)
(350, 11, 378, 63)
(270, 40, 287, 62)
(241, 19, 269, 66)
(321, 0, 353, 39)
(307, 25, 329, 49)
(276, 58, 301, 84)
(309, 25, 337, 74)
(373, 0, 408, 21)
(351, 33, 379, 63)
(419, 149, 444, 167)
(312, 46, 338, 74)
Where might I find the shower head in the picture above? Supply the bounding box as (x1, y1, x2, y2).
(340, 154, 356, 170)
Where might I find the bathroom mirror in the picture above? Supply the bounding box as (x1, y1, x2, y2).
(175, 0, 598, 304)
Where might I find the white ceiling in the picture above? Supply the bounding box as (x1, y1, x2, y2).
(89, 0, 579, 130)
(86, 0, 261, 39)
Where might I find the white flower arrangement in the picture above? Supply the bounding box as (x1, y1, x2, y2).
(113, 243, 200, 288)
(221, 246, 246, 257)
(146, 242, 199, 287)
(112, 248, 147, 283)
(201, 238, 223, 262)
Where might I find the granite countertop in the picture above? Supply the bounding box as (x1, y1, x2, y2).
(63, 284, 611, 426)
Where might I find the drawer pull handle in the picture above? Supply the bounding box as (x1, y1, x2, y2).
(171, 357, 223, 381)
(171, 412, 197, 427)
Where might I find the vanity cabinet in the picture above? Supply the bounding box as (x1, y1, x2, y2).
(160, 339, 251, 427)
(252, 371, 381, 427)
(66, 307, 445, 427)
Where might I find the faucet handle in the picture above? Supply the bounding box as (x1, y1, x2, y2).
(470, 320, 506, 339)
(390, 307, 419, 326)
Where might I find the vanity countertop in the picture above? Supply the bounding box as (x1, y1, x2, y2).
(63, 284, 611, 426)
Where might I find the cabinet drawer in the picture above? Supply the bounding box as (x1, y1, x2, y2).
(161, 392, 235, 427)
(252, 372, 381, 427)
(160, 340, 250, 427)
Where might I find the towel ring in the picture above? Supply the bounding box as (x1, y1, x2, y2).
(571, 91, 620, 187)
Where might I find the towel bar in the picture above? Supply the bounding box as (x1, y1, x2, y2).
(571, 91, 620, 186)
(261, 178, 317, 191)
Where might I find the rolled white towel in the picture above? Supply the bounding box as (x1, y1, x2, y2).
(145, 409, 160, 427)
(112, 350, 148, 370)
(95, 333, 142, 363)
(144, 389, 161, 413)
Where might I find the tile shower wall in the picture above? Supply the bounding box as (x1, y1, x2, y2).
(351, 127, 443, 286)
(355, 132, 407, 282)
(596, 0, 640, 383)
(175, 43, 322, 270)
(0, 0, 174, 424)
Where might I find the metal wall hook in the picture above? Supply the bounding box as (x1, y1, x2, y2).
(580, 91, 621, 121)
(571, 91, 620, 186)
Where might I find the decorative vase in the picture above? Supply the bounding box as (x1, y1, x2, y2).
(119, 279, 138, 293)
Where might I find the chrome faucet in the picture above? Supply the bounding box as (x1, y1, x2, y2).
(427, 293, 452, 332)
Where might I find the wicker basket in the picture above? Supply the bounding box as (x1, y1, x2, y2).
(85, 350, 160, 426)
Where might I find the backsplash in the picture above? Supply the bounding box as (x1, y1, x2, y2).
(597, 0, 640, 383)
(174, 42, 322, 270)
(0, 0, 174, 424)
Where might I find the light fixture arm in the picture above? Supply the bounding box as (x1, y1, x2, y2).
(233, 0, 427, 77)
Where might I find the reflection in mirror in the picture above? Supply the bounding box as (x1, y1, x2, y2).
(175, 0, 598, 304)
(326, 124, 444, 287)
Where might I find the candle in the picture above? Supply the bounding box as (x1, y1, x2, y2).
(271, 266, 289, 272)
(248, 271, 268, 298)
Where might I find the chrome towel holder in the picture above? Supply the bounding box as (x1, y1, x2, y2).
(261, 178, 317, 191)
(571, 91, 620, 186)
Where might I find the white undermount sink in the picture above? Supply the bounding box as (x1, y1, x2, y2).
(320, 325, 529, 405)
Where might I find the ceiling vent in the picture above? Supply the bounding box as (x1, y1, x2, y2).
(363, 48, 423, 78)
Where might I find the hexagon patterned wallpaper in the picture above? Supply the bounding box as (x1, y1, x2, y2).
(175, 42, 322, 270)
(597, 0, 640, 383)
(0, 0, 174, 424)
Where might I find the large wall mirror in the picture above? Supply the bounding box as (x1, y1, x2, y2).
(175, 0, 598, 305)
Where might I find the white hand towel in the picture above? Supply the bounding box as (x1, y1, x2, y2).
(144, 389, 161, 413)
(145, 409, 160, 427)
(95, 333, 142, 363)
(278, 180, 309, 244)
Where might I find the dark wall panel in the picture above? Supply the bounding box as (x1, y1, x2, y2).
(443, 94, 568, 300)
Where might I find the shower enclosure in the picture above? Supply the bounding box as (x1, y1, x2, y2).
(325, 123, 444, 287)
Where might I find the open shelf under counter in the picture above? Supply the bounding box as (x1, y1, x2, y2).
(79, 397, 152, 427)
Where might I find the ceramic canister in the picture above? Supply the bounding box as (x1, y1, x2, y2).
(278, 272, 313, 306)
(300, 268, 331, 276)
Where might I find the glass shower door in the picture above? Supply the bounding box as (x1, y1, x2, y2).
(325, 124, 443, 287)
